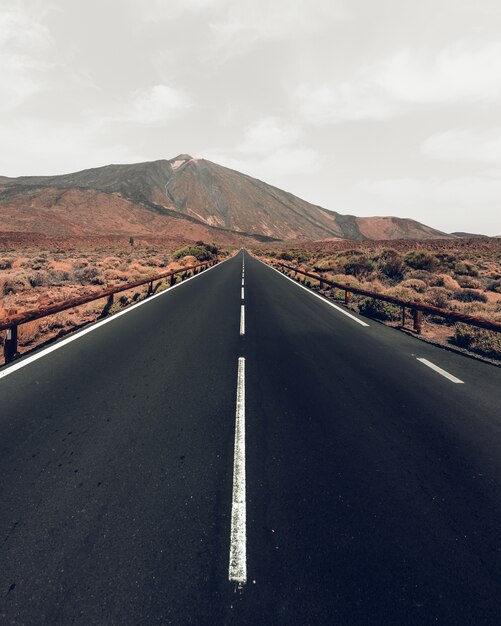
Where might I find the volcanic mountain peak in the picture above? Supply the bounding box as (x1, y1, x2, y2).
(0, 155, 451, 241)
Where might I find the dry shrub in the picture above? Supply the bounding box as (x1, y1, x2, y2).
(431, 273, 461, 290)
(75, 266, 104, 285)
(454, 262, 479, 277)
(18, 320, 45, 345)
(455, 302, 490, 314)
(0, 259, 13, 270)
(102, 256, 121, 268)
(399, 278, 427, 293)
(362, 278, 385, 293)
(358, 298, 401, 321)
(325, 273, 362, 288)
(407, 270, 433, 284)
(386, 286, 422, 302)
(47, 269, 72, 283)
(424, 287, 451, 308)
(128, 262, 150, 275)
(456, 276, 482, 289)
(103, 269, 129, 282)
(453, 324, 501, 359)
(51, 260, 72, 271)
(452, 288, 488, 303)
(179, 255, 198, 267)
(2, 275, 29, 294)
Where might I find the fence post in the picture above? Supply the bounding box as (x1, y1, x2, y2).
(170, 274, 176, 286)
(4, 325, 18, 364)
(147, 281, 153, 297)
(413, 308, 423, 333)
(345, 290, 351, 306)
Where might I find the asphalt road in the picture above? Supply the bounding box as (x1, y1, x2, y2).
(0, 249, 500, 625)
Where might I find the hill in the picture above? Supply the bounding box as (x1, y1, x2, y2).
(0, 155, 450, 241)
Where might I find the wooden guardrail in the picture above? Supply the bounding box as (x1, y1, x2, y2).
(1, 258, 219, 364)
(274, 260, 501, 334)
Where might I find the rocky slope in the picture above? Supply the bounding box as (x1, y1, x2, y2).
(0, 155, 451, 241)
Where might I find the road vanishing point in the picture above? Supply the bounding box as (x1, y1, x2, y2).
(1, 250, 500, 625)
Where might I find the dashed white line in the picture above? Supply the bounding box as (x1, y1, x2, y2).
(256, 258, 369, 327)
(229, 357, 247, 586)
(240, 305, 245, 336)
(416, 358, 464, 384)
(241, 287, 245, 300)
(0, 258, 228, 381)
(242, 278, 244, 286)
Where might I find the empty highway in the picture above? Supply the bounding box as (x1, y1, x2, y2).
(1, 250, 500, 625)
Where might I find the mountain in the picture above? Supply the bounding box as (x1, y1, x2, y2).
(450, 231, 488, 238)
(0, 155, 450, 241)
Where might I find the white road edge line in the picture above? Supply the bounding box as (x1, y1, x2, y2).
(241, 287, 245, 300)
(229, 357, 247, 586)
(240, 305, 245, 336)
(0, 258, 228, 381)
(416, 358, 464, 384)
(255, 257, 369, 327)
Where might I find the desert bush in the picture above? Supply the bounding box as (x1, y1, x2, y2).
(454, 262, 479, 277)
(2, 277, 28, 294)
(404, 250, 437, 272)
(343, 254, 376, 277)
(358, 298, 401, 321)
(0, 259, 13, 270)
(431, 273, 461, 290)
(173, 244, 215, 261)
(453, 324, 501, 359)
(456, 276, 482, 289)
(457, 302, 489, 314)
(103, 269, 129, 282)
(75, 266, 104, 285)
(424, 287, 451, 309)
(377, 249, 405, 280)
(361, 278, 385, 293)
(407, 270, 433, 284)
(434, 252, 457, 270)
(487, 280, 501, 293)
(399, 278, 427, 293)
(313, 256, 337, 271)
(325, 273, 362, 289)
(452, 289, 488, 303)
(28, 273, 47, 287)
(386, 286, 421, 302)
(47, 269, 72, 283)
(102, 256, 121, 268)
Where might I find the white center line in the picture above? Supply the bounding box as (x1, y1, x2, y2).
(229, 357, 247, 586)
(240, 305, 245, 336)
(242, 278, 244, 286)
(241, 287, 245, 300)
(416, 358, 464, 384)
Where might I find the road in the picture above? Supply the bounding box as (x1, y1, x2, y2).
(0, 249, 500, 625)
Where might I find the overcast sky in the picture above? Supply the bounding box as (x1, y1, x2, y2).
(1, 0, 500, 234)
